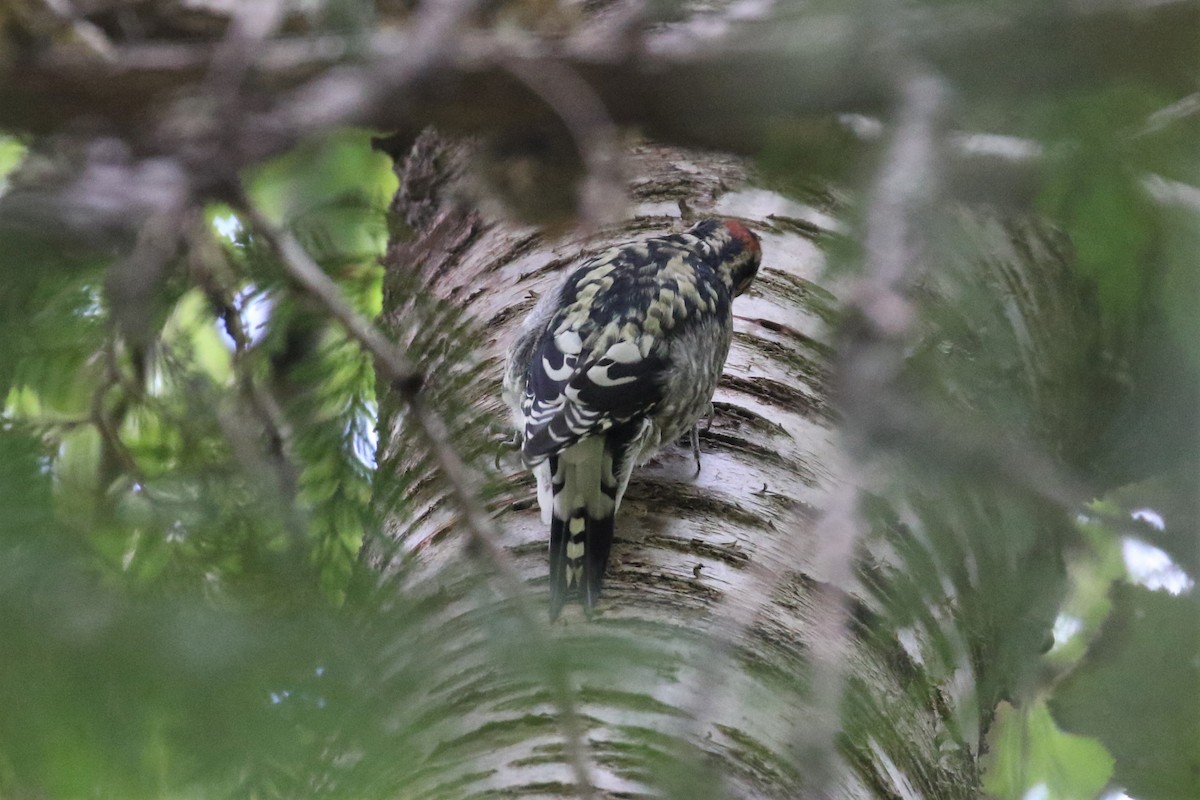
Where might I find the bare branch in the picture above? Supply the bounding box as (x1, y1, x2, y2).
(90, 347, 143, 483)
(204, 0, 288, 94)
(240, 0, 480, 163)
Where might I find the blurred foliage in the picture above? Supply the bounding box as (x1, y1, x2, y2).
(791, 64, 1198, 800)
(982, 700, 1114, 800)
(1052, 586, 1200, 800)
(1032, 86, 1175, 340)
(0, 135, 23, 185)
(0, 1, 1197, 798)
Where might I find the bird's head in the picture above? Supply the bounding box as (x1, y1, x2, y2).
(689, 218, 762, 297)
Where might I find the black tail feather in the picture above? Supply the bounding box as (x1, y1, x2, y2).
(548, 508, 615, 620)
(582, 513, 615, 613)
(549, 512, 568, 620)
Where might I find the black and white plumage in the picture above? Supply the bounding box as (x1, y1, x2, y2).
(503, 218, 762, 618)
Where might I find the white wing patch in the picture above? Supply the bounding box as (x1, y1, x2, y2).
(541, 329, 583, 382)
(585, 338, 648, 387)
(555, 329, 583, 355)
(603, 340, 642, 363)
(542, 356, 574, 382)
(586, 365, 638, 387)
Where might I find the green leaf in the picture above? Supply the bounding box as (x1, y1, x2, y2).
(245, 129, 396, 266)
(1032, 86, 1183, 342)
(1051, 585, 1200, 800)
(161, 289, 233, 383)
(1039, 160, 1154, 337)
(982, 700, 1114, 800)
(0, 134, 26, 194)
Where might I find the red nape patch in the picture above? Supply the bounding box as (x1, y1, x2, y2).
(721, 219, 761, 255)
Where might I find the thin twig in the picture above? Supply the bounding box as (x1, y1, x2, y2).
(89, 348, 143, 482)
(189, 219, 300, 502)
(208, 380, 310, 553)
(871, 394, 1093, 509)
(233, 192, 597, 799)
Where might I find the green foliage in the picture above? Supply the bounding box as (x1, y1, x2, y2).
(0, 1, 1197, 796)
(1053, 588, 1200, 800)
(845, 110, 1195, 795)
(0, 127, 440, 797)
(0, 134, 24, 189)
(1033, 87, 1168, 340)
(247, 128, 394, 265)
(0, 127, 392, 781)
(982, 700, 1114, 800)
(0, 419, 552, 798)
(1041, 508, 1127, 669)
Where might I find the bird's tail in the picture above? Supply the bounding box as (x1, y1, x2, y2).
(549, 508, 615, 619)
(547, 444, 617, 620)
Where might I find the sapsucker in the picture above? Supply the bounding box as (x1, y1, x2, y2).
(503, 219, 762, 618)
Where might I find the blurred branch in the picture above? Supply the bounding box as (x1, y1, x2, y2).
(1142, 174, 1200, 215)
(681, 66, 952, 788)
(859, 74, 947, 340)
(204, 0, 288, 94)
(106, 206, 187, 358)
(499, 56, 626, 229)
(209, 380, 309, 551)
(804, 67, 948, 782)
(850, 119, 1200, 212)
(832, 66, 1118, 553)
(234, 0, 481, 166)
(1136, 92, 1200, 138)
(1, 1, 1194, 167)
(0, 0, 1192, 238)
(796, 479, 864, 783)
(90, 345, 142, 484)
(232, 192, 598, 799)
(842, 71, 948, 412)
(871, 395, 1092, 508)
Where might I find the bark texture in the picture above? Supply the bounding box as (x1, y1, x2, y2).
(370, 132, 978, 798)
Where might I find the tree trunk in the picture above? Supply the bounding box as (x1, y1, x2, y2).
(369, 131, 979, 799)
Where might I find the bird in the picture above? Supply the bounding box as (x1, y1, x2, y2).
(503, 218, 761, 618)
